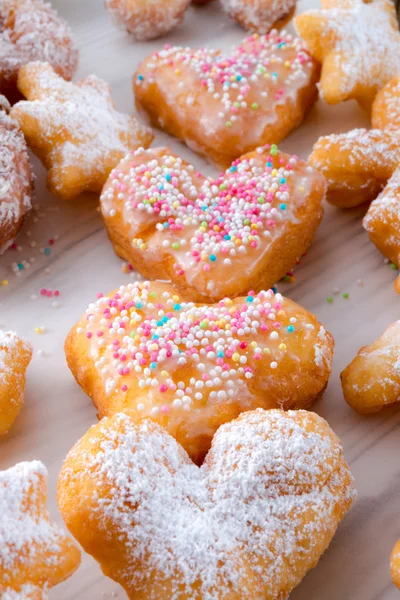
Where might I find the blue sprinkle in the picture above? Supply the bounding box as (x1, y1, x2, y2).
(44, 248, 51, 256)
(217, 351, 224, 358)
(229, 166, 237, 172)
(287, 325, 295, 333)
(272, 286, 278, 293)
(163, 222, 169, 228)
(246, 296, 254, 303)
(137, 74, 144, 81)
(278, 42, 286, 48)
(17, 263, 24, 270)
(135, 302, 142, 309)
(165, 174, 171, 181)
(162, 316, 169, 323)
(152, 334, 159, 339)
(209, 254, 217, 262)
(224, 235, 231, 240)
(236, 75, 242, 81)
(280, 203, 287, 210)
(150, 362, 157, 369)
(156, 320, 163, 326)
(174, 304, 181, 311)
(280, 178, 286, 184)
(266, 161, 273, 167)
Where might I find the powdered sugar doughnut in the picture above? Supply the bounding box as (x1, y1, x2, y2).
(0, 461, 80, 598)
(0, 330, 32, 435)
(58, 409, 355, 600)
(105, 0, 191, 41)
(0, 98, 33, 253)
(0, 0, 78, 102)
(221, 0, 297, 33)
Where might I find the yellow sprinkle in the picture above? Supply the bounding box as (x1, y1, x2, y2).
(144, 171, 151, 178)
(263, 348, 271, 355)
(225, 298, 233, 305)
(272, 169, 278, 176)
(235, 239, 241, 246)
(264, 73, 270, 78)
(285, 61, 291, 68)
(174, 68, 181, 75)
(232, 353, 240, 362)
(279, 343, 287, 351)
(139, 243, 147, 250)
(278, 310, 286, 318)
(1, 279, 8, 286)
(251, 341, 257, 348)
(173, 295, 180, 302)
(161, 370, 168, 377)
(251, 223, 258, 229)
(34, 327, 44, 334)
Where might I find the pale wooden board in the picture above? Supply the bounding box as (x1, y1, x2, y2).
(0, 0, 399, 598)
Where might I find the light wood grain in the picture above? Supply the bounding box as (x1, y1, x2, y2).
(0, 0, 399, 598)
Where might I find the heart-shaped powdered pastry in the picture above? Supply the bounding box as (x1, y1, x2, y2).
(101, 146, 326, 302)
(65, 280, 334, 463)
(133, 31, 319, 167)
(58, 409, 355, 600)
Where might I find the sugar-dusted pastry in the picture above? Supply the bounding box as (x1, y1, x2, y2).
(0, 0, 78, 103)
(134, 31, 319, 168)
(341, 321, 400, 415)
(0, 96, 34, 253)
(101, 146, 326, 302)
(221, 0, 297, 33)
(58, 409, 355, 600)
(105, 0, 190, 41)
(295, 0, 400, 109)
(0, 330, 32, 435)
(391, 539, 400, 590)
(10, 62, 153, 201)
(0, 460, 80, 598)
(65, 280, 334, 463)
(309, 77, 400, 288)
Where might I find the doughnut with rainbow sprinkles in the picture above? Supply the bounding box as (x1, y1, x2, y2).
(65, 280, 334, 464)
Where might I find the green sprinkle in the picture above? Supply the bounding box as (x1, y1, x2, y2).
(326, 297, 333, 304)
(390, 262, 398, 270)
(251, 102, 259, 110)
(343, 292, 349, 299)
(226, 121, 232, 128)
(172, 242, 180, 250)
(270, 144, 278, 156)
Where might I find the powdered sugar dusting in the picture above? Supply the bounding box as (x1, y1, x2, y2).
(0, 102, 33, 253)
(0, 0, 78, 91)
(105, 0, 190, 41)
(0, 461, 64, 578)
(60, 409, 355, 599)
(221, 0, 296, 33)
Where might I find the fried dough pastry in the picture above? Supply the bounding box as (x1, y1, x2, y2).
(105, 0, 190, 41)
(0, 97, 34, 253)
(134, 31, 319, 168)
(309, 76, 400, 289)
(391, 539, 400, 590)
(0, 0, 78, 103)
(341, 320, 400, 414)
(0, 330, 32, 435)
(101, 146, 326, 302)
(58, 409, 355, 600)
(65, 280, 334, 464)
(0, 460, 80, 598)
(10, 62, 153, 200)
(295, 0, 400, 109)
(221, 0, 296, 33)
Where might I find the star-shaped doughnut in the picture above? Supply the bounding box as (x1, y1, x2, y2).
(295, 0, 400, 108)
(134, 31, 319, 167)
(309, 76, 400, 290)
(101, 145, 326, 302)
(58, 409, 355, 600)
(65, 280, 334, 464)
(10, 62, 153, 200)
(0, 460, 80, 598)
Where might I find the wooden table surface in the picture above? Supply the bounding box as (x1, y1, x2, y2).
(1, 0, 399, 598)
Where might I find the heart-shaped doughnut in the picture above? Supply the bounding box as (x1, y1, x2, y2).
(134, 31, 319, 167)
(100, 146, 326, 302)
(65, 280, 334, 463)
(58, 409, 355, 600)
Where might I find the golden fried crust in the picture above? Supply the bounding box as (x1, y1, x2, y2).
(58, 409, 355, 600)
(105, 0, 191, 40)
(220, 0, 296, 34)
(10, 62, 153, 200)
(134, 31, 319, 169)
(65, 280, 334, 464)
(0, 331, 32, 435)
(372, 76, 400, 133)
(100, 146, 326, 302)
(295, 0, 400, 109)
(391, 539, 400, 590)
(0, 461, 81, 597)
(0, 102, 34, 253)
(341, 321, 400, 415)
